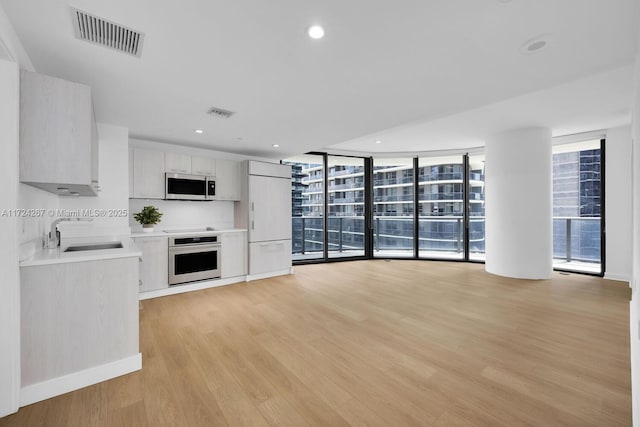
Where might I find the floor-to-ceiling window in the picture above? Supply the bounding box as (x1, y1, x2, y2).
(327, 156, 366, 258)
(468, 154, 486, 261)
(283, 154, 325, 261)
(373, 158, 415, 257)
(552, 140, 604, 274)
(418, 156, 465, 259)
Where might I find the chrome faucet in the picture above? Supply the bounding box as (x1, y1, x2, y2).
(47, 217, 94, 249)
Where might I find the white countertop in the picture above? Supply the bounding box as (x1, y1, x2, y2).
(130, 228, 247, 238)
(20, 237, 142, 267)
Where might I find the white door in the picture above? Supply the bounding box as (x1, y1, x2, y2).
(249, 175, 291, 242)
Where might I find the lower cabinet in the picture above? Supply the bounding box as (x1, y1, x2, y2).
(135, 236, 169, 292)
(221, 231, 247, 278)
(20, 257, 139, 389)
(249, 239, 292, 276)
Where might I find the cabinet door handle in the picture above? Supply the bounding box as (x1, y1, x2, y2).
(251, 220, 254, 230)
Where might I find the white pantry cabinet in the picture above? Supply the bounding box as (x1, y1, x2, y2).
(20, 70, 99, 196)
(192, 156, 216, 176)
(135, 236, 169, 292)
(215, 159, 241, 201)
(131, 148, 165, 199)
(248, 174, 291, 242)
(235, 161, 292, 279)
(221, 231, 247, 278)
(165, 152, 192, 174)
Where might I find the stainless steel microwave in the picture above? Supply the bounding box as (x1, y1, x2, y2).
(165, 173, 216, 200)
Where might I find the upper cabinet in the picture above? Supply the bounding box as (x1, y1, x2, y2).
(215, 159, 240, 201)
(20, 70, 99, 196)
(191, 156, 216, 176)
(165, 152, 191, 174)
(129, 148, 241, 201)
(131, 148, 165, 199)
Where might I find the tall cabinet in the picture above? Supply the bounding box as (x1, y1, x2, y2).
(236, 161, 292, 279)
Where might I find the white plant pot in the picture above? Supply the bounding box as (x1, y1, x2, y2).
(142, 225, 154, 233)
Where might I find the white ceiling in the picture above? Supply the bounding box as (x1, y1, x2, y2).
(1, 0, 637, 158)
(328, 65, 634, 154)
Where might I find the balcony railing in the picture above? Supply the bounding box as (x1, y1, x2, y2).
(373, 176, 414, 186)
(553, 217, 601, 263)
(418, 172, 463, 182)
(291, 216, 601, 266)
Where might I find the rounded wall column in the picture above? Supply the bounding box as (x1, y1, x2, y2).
(485, 127, 552, 279)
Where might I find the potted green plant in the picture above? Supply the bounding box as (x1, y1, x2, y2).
(133, 205, 163, 233)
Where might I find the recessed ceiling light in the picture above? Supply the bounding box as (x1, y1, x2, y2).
(307, 25, 325, 39)
(272, 144, 280, 148)
(520, 34, 552, 55)
(375, 140, 382, 144)
(194, 129, 204, 134)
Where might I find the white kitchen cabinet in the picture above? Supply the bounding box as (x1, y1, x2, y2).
(235, 161, 292, 278)
(248, 174, 292, 242)
(20, 70, 99, 196)
(192, 156, 216, 176)
(249, 240, 292, 275)
(215, 159, 241, 201)
(20, 257, 139, 391)
(131, 148, 165, 199)
(135, 237, 169, 292)
(221, 231, 247, 278)
(128, 148, 134, 196)
(165, 152, 192, 174)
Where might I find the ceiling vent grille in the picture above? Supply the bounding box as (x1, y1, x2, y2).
(71, 8, 144, 58)
(207, 107, 235, 119)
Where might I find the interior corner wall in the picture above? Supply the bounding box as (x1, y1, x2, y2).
(0, 58, 20, 417)
(605, 126, 632, 282)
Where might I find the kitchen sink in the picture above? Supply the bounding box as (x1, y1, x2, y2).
(64, 242, 123, 252)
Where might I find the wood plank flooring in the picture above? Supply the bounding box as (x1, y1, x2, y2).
(1, 260, 632, 426)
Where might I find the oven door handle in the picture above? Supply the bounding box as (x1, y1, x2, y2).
(169, 244, 221, 255)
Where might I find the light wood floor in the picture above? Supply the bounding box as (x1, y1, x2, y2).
(1, 261, 631, 426)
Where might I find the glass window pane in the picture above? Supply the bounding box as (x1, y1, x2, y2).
(373, 158, 414, 258)
(283, 155, 325, 261)
(418, 156, 465, 259)
(328, 156, 366, 258)
(552, 140, 602, 273)
(468, 154, 485, 261)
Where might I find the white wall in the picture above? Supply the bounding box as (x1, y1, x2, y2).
(58, 124, 131, 238)
(129, 199, 235, 232)
(485, 127, 553, 279)
(631, 24, 640, 424)
(604, 126, 632, 282)
(0, 58, 20, 417)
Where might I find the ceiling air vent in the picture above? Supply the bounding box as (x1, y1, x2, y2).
(207, 107, 235, 119)
(71, 7, 144, 58)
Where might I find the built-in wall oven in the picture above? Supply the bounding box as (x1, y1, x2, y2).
(168, 234, 221, 285)
(165, 173, 216, 200)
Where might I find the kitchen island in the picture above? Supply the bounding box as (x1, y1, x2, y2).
(19, 239, 142, 406)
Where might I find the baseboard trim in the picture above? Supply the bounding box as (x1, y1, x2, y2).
(19, 353, 142, 407)
(247, 269, 292, 282)
(139, 276, 246, 300)
(604, 273, 630, 283)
